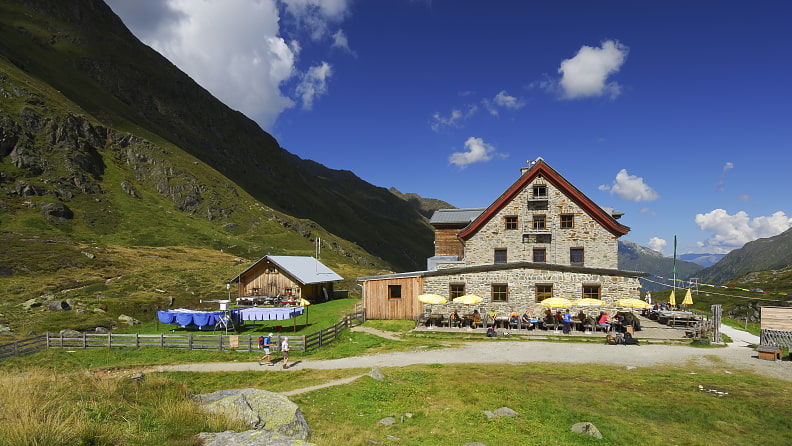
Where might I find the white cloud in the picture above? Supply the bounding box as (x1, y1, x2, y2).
(297, 62, 332, 110)
(601, 169, 659, 202)
(106, 0, 352, 130)
(331, 29, 355, 55)
(647, 237, 667, 254)
(483, 90, 525, 116)
(449, 137, 502, 168)
(558, 40, 628, 100)
(694, 209, 792, 253)
(431, 106, 478, 132)
(716, 161, 734, 192)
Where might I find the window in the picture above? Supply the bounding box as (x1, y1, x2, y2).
(570, 247, 584, 265)
(494, 248, 507, 264)
(492, 284, 508, 302)
(533, 248, 546, 263)
(560, 214, 574, 229)
(524, 233, 552, 244)
(504, 215, 518, 230)
(449, 283, 465, 299)
(536, 284, 553, 302)
(582, 285, 600, 300)
(532, 214, 546, 230)
(388, 285, 402, 299)
(532, 185, 547, 198)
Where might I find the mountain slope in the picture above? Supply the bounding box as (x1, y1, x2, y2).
(696, 228, 792, 285)
(618, 240, 704, 292)
(0, 0, 433, 271)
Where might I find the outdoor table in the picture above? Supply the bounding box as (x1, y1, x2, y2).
(658, 311, 699, 327)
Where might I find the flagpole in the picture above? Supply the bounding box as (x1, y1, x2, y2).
(672, 235, 677, 298)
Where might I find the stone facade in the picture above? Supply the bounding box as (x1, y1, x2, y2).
(463, 174, 618, 269)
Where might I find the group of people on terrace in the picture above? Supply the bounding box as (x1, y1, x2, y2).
(440, 306, 640, 335)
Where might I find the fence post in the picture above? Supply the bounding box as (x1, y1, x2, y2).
(136, 333, 140, 349)
(108, 332, 112, 349)
(218, 334, 224, 351)
(161, 333, 165, 348)
(302, 335, 307, 352)
(189, 333, 193, 351)
(82, 333, 87, 349)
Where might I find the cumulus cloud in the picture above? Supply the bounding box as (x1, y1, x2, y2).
(449, 137, 505, 168)
(647, 237, 667, 254)
(106, 0, 351, 130)
(694, 209, 792, 253)
(297, 62, 332, 110)
(600, 169, 659, 202)
(331, 29, 355, 55)
(716, 161, 734, 192)
(483, 90, 525, 116)
(558, 40, 628, 100)
(431, 106, 478, 132)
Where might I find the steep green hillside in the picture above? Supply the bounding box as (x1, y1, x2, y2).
(0, 0, 434, 272)
(696, 228, 792, 285)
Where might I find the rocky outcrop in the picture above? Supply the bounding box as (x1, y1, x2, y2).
(193, 388, 312, 445)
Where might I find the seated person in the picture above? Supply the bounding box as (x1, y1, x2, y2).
(543, 308, 554, 328)
(508, 308, 520, 326)
(521, 309, 535, 329)
(469, 309, 482, 328)
(487, 309, 498, 326)
(450, 310, 463, 328)
(597, 312, 611, 333)
(577, 310, 587, 331)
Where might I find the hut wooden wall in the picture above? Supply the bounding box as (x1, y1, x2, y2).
(240, 261, 300, 297)
(761, 307, 792, 331)
(363, 276, 423, 320)
(434, 228, 464, 259)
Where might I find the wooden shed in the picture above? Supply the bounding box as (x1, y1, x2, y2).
(231, 256, 343, 303)
(760, 307, 792, 331)
(360, 273, 424, 320)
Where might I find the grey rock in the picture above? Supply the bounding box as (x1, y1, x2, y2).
(367, 367, 385, 381)
(45, 300, 71, 311)
(197, 429, 317, 446)
(492, 407, 518, 418)
(378, 417, 396, 426)
(21, 298, 40, 310)
(118, 314, 140, 326)
(195, 388, 311, 441)
(570, 421, 603, 439)
(482, 410, 495, 419)
(59, 329, 82, 336)
(39, 201, 74, 221)
(95, 326, 110, 333)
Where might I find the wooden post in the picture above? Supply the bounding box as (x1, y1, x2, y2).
(161, 333, 165, 347)
(82, 333, 87, 349)
(189, 333, 193, 351)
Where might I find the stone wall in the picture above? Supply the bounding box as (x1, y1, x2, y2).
(463, 174, 618, 269)
(421, 266, 641, 315)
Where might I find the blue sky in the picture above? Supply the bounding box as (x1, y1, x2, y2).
(106, 0, 791, 256)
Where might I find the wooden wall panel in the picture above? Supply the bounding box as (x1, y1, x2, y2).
(761, 307, 792, 331)
(363, 276, 424, 320)
(434, 228, 464, 259)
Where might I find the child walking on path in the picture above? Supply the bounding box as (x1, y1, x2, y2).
(281, 337, 290, 369)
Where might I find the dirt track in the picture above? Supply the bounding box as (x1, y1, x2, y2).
(146, 324, 792, 383)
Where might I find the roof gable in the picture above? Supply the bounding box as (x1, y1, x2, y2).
(233, 255, 343, 285)
(458, 159, 630, 240)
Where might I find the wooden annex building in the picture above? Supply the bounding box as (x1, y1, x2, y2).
(358, 158, 647, 320)
(231, 255, 343, 303)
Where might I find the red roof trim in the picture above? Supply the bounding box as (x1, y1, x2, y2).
(458, 160, 630, 240)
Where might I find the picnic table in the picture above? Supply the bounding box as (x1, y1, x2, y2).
(657, 310, 700, 327)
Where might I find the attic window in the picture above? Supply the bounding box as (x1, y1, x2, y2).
(504, 216, 518, 230)
(532, 185, 547, 198)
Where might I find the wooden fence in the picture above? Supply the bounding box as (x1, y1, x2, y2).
(0, 310, 364, 361)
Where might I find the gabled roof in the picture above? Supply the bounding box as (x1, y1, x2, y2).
(458, 159, 630, 240)
(232, 255, 343, 285)
(429, 208, 486, 225)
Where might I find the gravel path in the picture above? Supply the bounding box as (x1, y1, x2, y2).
(146, 325, 792, 383)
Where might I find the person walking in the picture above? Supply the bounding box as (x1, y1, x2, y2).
(258, 333, 273, 366)
(281, 337, 290, 369)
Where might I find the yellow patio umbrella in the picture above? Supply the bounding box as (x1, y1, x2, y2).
(614, 298, 651, 309)
(418, 293, 447, 305)
(452, 294, 483, 305)
(298, 298, 311, 306)
(571, 298, 605, 307)
(668, 290, 676, 306)
(681, 288, 693, 306)
(539, 297, 573, 308)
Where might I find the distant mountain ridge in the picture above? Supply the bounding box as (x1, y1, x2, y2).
(618, 240, 704, 292)
(679, 253, 726, 268)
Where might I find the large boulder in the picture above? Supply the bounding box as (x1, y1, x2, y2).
(197, 430, 316, 446)
(194, 388, 311, 441)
